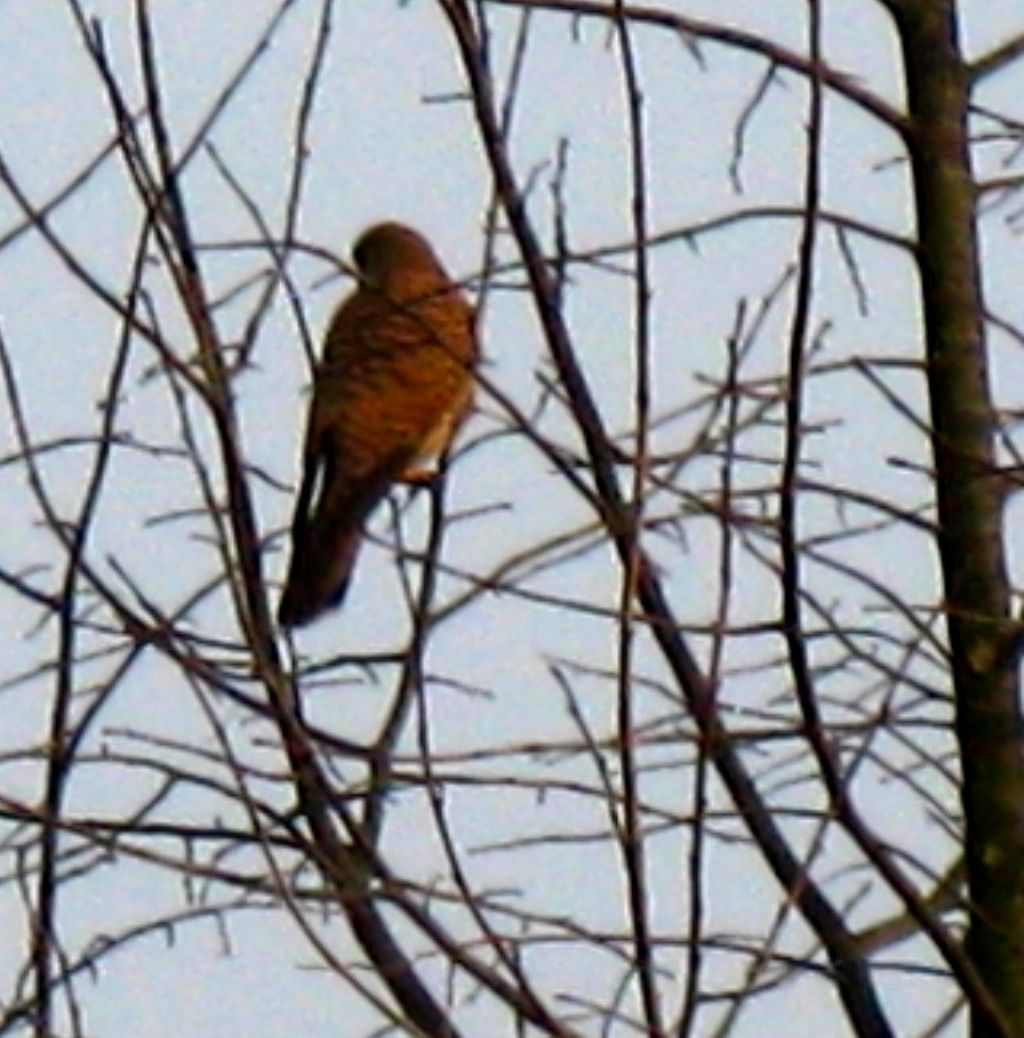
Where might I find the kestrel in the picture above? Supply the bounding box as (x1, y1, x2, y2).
(277, 222, 477, 628)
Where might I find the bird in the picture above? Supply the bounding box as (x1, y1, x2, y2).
(277, 222, 477, 628)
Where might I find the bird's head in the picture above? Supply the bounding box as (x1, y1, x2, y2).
(352, 222, 446, 291)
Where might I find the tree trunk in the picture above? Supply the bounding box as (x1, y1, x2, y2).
(893, 2, 1024, 1032)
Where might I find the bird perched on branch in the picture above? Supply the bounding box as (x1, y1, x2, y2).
(277, 222, 477, 628)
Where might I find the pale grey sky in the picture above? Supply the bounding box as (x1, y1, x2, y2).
(2, 1, 1023, 1035)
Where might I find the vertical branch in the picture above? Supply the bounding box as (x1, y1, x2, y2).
(611, 2, 661, 1033)
(676, 311, 745, 1036)
(890, 1, 1024, 1032)
(32, 273, 140, 1038)
(778, 2, 826, 787)
(128, 0, 277, 663)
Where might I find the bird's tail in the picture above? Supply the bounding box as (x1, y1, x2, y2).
(277, 517, 363, 628)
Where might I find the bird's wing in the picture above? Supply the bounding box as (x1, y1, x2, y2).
(309, 287, 475, 480)
(278, 282, 475, 627)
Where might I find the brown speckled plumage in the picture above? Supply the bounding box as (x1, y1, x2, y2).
(278, 223, 477, 628)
